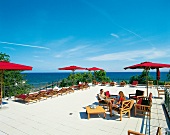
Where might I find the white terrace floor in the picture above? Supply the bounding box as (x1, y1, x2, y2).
(0, 84, 169, 135)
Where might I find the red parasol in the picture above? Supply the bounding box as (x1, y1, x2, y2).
(58, 65, 86, 85)
(124, 61, 170, 96)
(0, 61, 33, 70)
(86, 67, 104, 71)
(58, 65, 86, 72)
(124, 62, 170, 70)
(0, 61, 32, 105)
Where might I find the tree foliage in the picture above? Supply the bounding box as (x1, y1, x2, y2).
(129, 69, 153, 84)
(0, 52, 31, 97)
(59, 70, 111, 87)
(167, 70, 170, 81)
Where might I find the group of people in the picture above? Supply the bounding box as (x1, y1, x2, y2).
(98, 89, 126, 108)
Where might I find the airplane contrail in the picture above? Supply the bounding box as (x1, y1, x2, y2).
(0, 41, 50, 50)
(81, 0, 154, 46)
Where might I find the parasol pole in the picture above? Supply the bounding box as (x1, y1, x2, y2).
(146, 68, 149, 97)
(156, 68, 160, 89)
(0, 70, 3, 107)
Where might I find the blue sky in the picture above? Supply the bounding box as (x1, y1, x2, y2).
(0, 0, 170, 72)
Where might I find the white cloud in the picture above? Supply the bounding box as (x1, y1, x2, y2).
(54, 45, 90, 58)
(0, 41, 50, 50)
(55, 54, 62, 58)
(34, 56, 39, 58)
(86, 48, 170, 61)
(110, 33, 119, 38)
(45, 36, 74, 48)
(3, 47, 15, 50)
(66, 45, 88, 53)
(34, 59, 44, 62)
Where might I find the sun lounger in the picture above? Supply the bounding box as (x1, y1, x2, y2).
(58, 88, 69, 96)
(35, 90, 48, 101)
(67, 87, 74, 93)
(15, 93, 38, 104)
(130, 81, 138, 87)
(120, 81, 126, 87)
(110, 82, 116, 86)
(46, 89, 58, 98)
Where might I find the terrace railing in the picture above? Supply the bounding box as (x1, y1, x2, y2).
(164, 88, 170, 119)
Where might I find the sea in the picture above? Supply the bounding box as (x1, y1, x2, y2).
(23, 72, 169, 87)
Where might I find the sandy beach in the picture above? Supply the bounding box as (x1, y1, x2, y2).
(0, 84, 169, 135)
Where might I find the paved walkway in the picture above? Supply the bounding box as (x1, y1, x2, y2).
(0, 85, 169, 135)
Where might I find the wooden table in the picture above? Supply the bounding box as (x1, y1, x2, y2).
(86, 106, 106, 119)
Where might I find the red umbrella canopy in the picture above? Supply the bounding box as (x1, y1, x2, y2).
(124, 61, 170, 70)
(58, 65, 86, 72)
(0, 61, 32, 70)
(86, 67, 104, 71)
(0, 61, 32, 105)
(124, 61, 170, 96)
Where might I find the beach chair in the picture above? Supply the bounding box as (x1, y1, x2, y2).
(110, 82, 116, 86)
(46, 89, 58, 98)
(67, 87, 74, 93)
(148, 81, 153, 88)
(92, 80, 98, 85)
(101, 81, 106, 86)
(109, 99, 134, 121)
(134, 93, 152, 119)
(129, 90, 144, 103)
(120, 81, 126, 87)
(130, 81, 138, 87)
(78, 84, 84, 90)
(164, 82, 170, 89)
(35, 90, 48, 101)
(15, 93, 38, 104)
(58, 88, 69, 96)
(83, 83, 90, 89)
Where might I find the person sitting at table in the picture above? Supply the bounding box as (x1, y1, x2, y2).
(97, 89, 114, 103)
(111, 91, 126, 108)
(98, 89, 105, 100)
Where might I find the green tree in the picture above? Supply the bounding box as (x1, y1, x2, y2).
(129, 69, 153, 84)
(0, 52, 10, 61)
(94, 70, 111, 82)
(167, 70, 170, 81)
(59, 71, 111, 87)
(0, 52, 31, 97)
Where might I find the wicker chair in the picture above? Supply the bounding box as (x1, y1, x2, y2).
(129, 90, 144, 103)
(134, 93, 152, 119)
(109, 99, 134, 121)
(128, 127, 162, 135)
